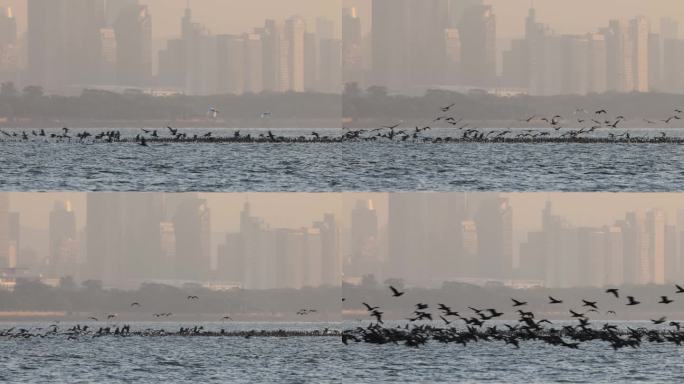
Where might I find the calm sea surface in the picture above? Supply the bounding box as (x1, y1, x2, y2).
(2, 321, 684, 383)
(1, 128, 683, 192)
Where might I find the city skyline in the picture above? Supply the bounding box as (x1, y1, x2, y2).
(0, 0, 341, 39)
(344, 0, 684, 94)
(345, 0, 684, 39)
(2, 192, 684, 290)
(0, 1, 682, 97)
(0, 0, 342, 95)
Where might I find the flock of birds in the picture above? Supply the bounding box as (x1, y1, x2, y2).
(1, 105, 683, 145)
(0, 325, 338, 340)
(341, 284, 684, 350)
(0, 294, 330, 341)
(6, 284, 684, 350)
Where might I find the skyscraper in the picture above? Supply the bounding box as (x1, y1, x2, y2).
(388, 193, 425, 283)
(349, 199, 379, 277)
(406, 0, 449, 87)
(459, 5, 496, 86)
(630, 16, 650, 92)
(304, 32, 317, 91)
(446, 0, 483, 28)
(65, 0, 107, 87)
(0, 194, 7, 268)
(315, 213, 340, 286)
(113, 4, 152, 86)
(243, 33, 264, 93)
(49, 201, 77, 274)
(319, 38, 342, 93)
(647, 209, 666, 284)
(371, 0, 410, 91)
(605, 20, 634, 92)
(0, 5, 18, 82)
(286, 15, 306, 92)
(342, 7, 363, 86)
(586, 33, 608, 94)
(0, 5, 16, 45)
(86, 193, 123, 285)
(27, 0, 67, 92)
(7, 211, 19, 269)
(261, 20, 289, 92)
(121, 194, 164, 280)
(473, 195, 512, 279)
(217, 34, 245, 95)
(172, 197, 211, 281)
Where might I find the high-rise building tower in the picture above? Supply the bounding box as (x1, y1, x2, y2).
(0, 5, 18, 82)
(0, 194, 8, 268)
(371, 0, 410, 91)
(121, 194, 164, 280)
(630, 16, 650, 92)
(243, 33, 264, 93)
(459, 5, 496, 86)
(49, 201, 77, 274)
(86, 193, 123, 286)
(319, 38, 342, 93)
(286, 15, 306, 92)
(605, 20, 634, 92)
(349, 200, 379, 277)
(342, 7, 363, 86)
(315, 214, 340, 286)
(113, 4, 152, 86)
(473, 195, 513, 280)
(27, 0, 68, 92)
(647, 209, 666, 285)
(172, 197, 211, 281)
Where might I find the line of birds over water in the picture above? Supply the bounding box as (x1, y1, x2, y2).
(342, 284, 684, 349)
(1, 105, 683, 145)
(0, 293, 328, 340)
(0, 325, 339, 340)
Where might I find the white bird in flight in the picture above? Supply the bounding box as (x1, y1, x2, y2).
(208, 107, 219, 119)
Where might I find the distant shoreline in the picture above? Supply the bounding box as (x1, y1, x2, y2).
(2, 119, 682, 130)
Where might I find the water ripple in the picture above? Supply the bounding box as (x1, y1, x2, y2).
(0, 128, 683, 191)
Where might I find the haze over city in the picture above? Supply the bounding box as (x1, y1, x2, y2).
(2, 193, 683, 291)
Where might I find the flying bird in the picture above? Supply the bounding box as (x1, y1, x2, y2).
(511, 298, 527, 307)
(389, 286, 405, 297)
(208, 107, 219, 119)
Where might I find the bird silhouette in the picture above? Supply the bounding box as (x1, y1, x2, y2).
(652, 316, 667, 325)
(511, 299, 527, 307)
(389, 286, 405, 297)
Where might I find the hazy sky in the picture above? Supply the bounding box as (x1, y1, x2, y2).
(344, 0, 684, 39)
(6, 193, 383, 233)
(0, 0, 341, 39)
(8, 192, 684, 234)
(2, 0, 680, 40)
